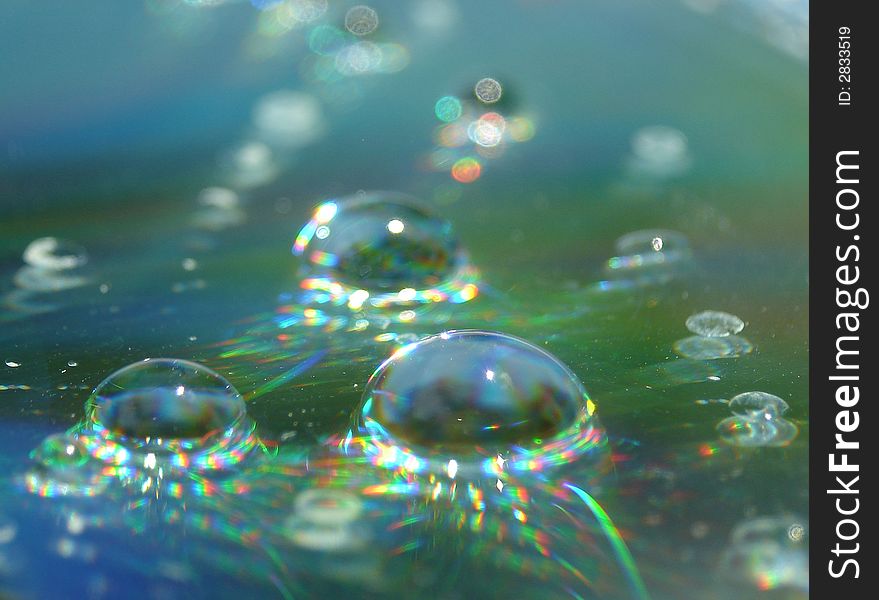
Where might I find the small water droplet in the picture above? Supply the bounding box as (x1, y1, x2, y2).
(673, 335, 753, 360)
(717, 415, 797, 447)
(293, 192, 478, 309)
(685, 310, 745, 337)
(30, 434, 90, 469)
(728, 391, 789, 419)
(22, 237, 88, 271)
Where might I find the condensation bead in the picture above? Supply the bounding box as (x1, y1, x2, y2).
(355, 330, 601, 462)
(293, 192, 478, 309)
(685, 310, 745, 337)
(728, 391, 789, 419)
(88, 358, 246, 439)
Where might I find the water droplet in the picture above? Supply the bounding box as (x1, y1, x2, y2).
(345, 5, 379, 36)
(716, 415, 798, 447)
(615, 229, 689, 257)
(354, 331, 607, 475)
(252, 91, 325, 148)
(728, 391, 789, 419)
(220, 141, 278, 189)
(294, 489, 363, 525)
(628, 126, 691, 177)
(87, 358, 245, 439)
(5, 360, 20, 368)
(601, 229, 692, 290)
(24, 434, 108, 497)
(30, 434, 90, 469)
(192, 187, 245, 231)
(685, 310, 745, 337)
(720, 516, 808, 592)
(71, 359, 260, 474)
(673, 335, 753, 360)
(285, 488, 367, 552)
(13, 266, 90, 292)
(293, 192, 478, 308)
(22, 237, 88, 271)
(197, 186, 240, 210)
(474, 78, 503, 104)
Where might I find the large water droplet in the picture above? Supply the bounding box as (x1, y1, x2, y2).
(353, 331, 606, 474)
(87, 358, 246, 439)
(75, 358, 260, 474)
(294, 192, 478, 308)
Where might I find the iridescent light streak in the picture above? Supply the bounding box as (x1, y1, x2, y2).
(246, 350, 326, 401)
(22, 471, 106, 498)
(293, 201, 337, 254)
(296, 266, 480, 309)
(74, 416, 263, 480)
(564, 483, 650, 600)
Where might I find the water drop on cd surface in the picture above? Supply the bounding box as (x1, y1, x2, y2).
(25, 434, 108, 497)
(293, 192, 479, 309)
(728, 391, 788, 419)
(50, 358, 262, 479)
(685, 310, 745, 337)
(88, 358, 245, 439)
(351, 330, 607, 475)
(30, 434, 90, 469)
(22, 237, 88, 271)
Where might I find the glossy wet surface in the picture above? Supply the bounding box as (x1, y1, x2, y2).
(1, 1, 807, 598)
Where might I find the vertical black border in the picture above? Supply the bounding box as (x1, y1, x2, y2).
(810, 1, 874, 595)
